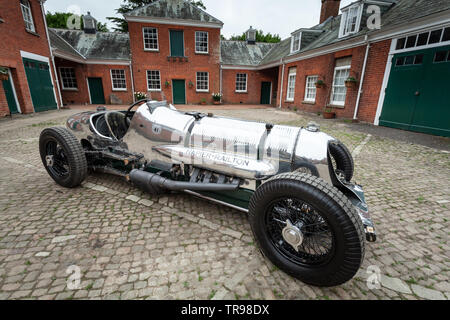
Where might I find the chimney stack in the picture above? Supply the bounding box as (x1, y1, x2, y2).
(320, 0, 341, 24)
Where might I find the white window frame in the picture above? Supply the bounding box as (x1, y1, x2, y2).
(339, 4, 363, 38)
(286, 68, 296, 102)
(290, 32, 301, 53)
(195, 31, 209, 54)
(59, 67, 78, 91)
(235, 73, 248, 93)
(20, 0, 35, 33)
(304, 75, 318, 102)
(143, 27, 159, 51)
(110, 69, 127, 91)
(330, 66, 351, 106)
(196, 72, 209, 92)
(146, 70, 161, 91)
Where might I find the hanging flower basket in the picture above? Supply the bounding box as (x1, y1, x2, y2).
(315, 80, 325, 88)
(345, 77, 357, 88)
(0, 67, 9, 81)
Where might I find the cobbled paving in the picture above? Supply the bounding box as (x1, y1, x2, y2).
(0, 107, 448, 300)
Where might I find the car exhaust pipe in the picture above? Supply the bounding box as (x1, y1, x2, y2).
(129, 169, 239, 194)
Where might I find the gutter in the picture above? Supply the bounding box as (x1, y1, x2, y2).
(353, 36, 371, 120)
(129, 59, 135, 103)
(40, 1, 63, 109)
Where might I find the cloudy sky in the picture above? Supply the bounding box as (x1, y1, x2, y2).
(44, 0, 354, 39)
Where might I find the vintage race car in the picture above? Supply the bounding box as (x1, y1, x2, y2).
(39, 99, 376, 287)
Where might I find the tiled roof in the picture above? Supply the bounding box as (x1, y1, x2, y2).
(125, 0, 223, 26)
(220, 41, 276, 66)
(49, 28, 131, 61)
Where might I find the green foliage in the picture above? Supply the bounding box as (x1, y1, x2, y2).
(46, 11, 109, 32)
(229, 29, 281, 43)
(107, 0, 206, 32)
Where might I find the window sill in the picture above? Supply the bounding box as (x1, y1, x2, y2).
(329, 104, 345, 109)
(302, 100, 316, 105)
(26, 29, 39, 37)
(235, 91, 248, 94)
(148, 89, 161, 92)
(196, 90, 209, 93)
(62, 88, 78, 91)
(112, 89, 127, 92)
(144, 49, 159, 52)
(285, 99, 294, 103)
(195, 52, 209, 55)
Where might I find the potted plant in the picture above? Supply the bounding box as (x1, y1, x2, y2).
(134, 91, 147, 101)
(315, 79, 325, 88)
(0, 67, 8, 81)
(200, 98, 207, 105)
(188, 80, 194, 88)
(212, 92, 222, 105)
(323, 106, 336, 119)
(345, 77, 357, 88)
(164, 80, 171, 88)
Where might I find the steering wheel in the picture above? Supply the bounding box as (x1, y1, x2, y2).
(124, 99, 148, 127)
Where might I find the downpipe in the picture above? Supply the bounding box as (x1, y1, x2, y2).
(129, 169, 239, 193)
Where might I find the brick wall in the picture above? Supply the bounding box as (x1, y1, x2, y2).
(128, 21, 221, 104)
(0, 81, 8, 117)
(222, 67, 278, 105)
(56, 58, 133, 105)
(0, 0, 60, 116)
(278, 40, 390, 122)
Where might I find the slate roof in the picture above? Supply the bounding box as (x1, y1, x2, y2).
(256, 0, 450, 66)
(125, 0, 223, 26)
(49, 28, 131, 61)
(220, 41, 277, 66)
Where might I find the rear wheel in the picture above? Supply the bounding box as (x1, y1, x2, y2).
(39, 127, 87, 188)
(249, 172, 364, 287)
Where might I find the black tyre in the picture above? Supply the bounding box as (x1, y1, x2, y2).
(329, 141, 354, 181)
(249, 172, 365, 287)
(39, 127, 87, 188)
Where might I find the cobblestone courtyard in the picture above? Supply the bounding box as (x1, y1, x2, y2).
(0, 106, 449, 300)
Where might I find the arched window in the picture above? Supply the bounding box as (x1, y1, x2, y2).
(20, 0, 35, 32)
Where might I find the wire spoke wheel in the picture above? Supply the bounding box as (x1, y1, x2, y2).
(266, 197, 334, 266)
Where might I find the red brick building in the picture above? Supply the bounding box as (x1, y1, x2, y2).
(1, 0, 449, 136)
(0, 0, 61, 117)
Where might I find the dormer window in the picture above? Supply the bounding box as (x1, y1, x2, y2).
(291, 32, 301, 54)
(339, 3, 363, 38)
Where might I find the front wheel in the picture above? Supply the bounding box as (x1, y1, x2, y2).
(39, 127, 87, 188)
(249, 172, 365, 287)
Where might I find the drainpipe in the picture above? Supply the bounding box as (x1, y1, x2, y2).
(353, 37, 371, 120)
(219, 64, 223, 103)
(278, 59, 285, 108)
(129, 60, 135, 103)
(40, 0, 63, 109)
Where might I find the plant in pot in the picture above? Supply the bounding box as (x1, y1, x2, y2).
(315, 79, 325, 88)
(345, 77, 357, 88)
(164, 80, 171, 88)
(188, 80, 194, 88)
(212, 92, 222, 105)
(323, 106, 336, 119)
(200, 98, 207, 105)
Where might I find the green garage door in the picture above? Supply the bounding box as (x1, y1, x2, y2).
(379, 45, 450, 137)
(23, 58, 57, 112)
(2, 75, 19, 114)
(88, 78, 106, 104)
